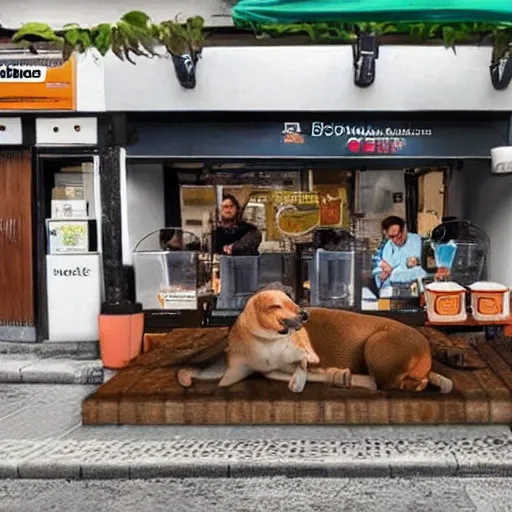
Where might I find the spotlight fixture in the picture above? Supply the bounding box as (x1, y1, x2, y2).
(490, 43, 512, 91)
(352, 30, 379, 88)
(171, 51, 202, 90)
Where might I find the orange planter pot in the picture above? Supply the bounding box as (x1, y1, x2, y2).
(98, 303, 144, 369)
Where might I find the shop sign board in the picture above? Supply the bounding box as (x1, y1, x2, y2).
(0, 53, 76, 110)
(128, 119, 509, 159)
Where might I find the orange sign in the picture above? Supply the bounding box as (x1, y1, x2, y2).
(0, 54, 76, 110)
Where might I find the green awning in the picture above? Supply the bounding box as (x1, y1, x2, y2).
(232, 0, 512, 25)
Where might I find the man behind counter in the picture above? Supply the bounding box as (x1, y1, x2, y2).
(213, 193, 262, 256)
(373, 215, 427, 289)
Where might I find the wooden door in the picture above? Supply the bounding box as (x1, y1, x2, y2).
(0, 150, 34, 338)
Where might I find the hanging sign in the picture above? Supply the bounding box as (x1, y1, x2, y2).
(0, 53, 76, 110)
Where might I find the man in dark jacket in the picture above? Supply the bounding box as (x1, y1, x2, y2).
(213, 193, 262, 256)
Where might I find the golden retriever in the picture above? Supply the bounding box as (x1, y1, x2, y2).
(177, 289, 452, 394)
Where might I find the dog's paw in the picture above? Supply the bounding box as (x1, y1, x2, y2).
(177, 368, 195, 388)
(306, 350, 320, 365)
(288, 372, 307, 393)
(328, 368, 351, 388)
(438, 376, 453, 394)
(428, 372, 453, 394)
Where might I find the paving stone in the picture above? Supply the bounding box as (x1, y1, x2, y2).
(81, 463, 130, 480)
(20, 359, 103, 384)
(1, 434, 508, 479)
(0, 477, 511, 511)
(1, 383, 512, 480)
(129, 461, 229, 479)
(67, 424, 512, 442)
(0, 440, 50, 477)
(0, 385, 42, 419)
(17, 460, 82, 480)
(0, 358, 33, 383)
(0, 356, 103, 384)
(0, 385, 95, 440)
(0, 341, 100, 360)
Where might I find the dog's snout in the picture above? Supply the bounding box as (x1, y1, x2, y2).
(298, 309, 309, 322)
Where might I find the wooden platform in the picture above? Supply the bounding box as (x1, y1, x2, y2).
(82, 327, 512, 425)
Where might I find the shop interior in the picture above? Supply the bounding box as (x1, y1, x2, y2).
(35, 155, 101, 342)
(127, 162, 491, 329)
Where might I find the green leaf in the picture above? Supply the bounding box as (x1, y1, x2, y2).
(110, 27, 126, 61)
(409, 23, 427, 40)
(427, 24, 441, 38)
(63, 28, 82, 46)
(64, 28, 92, 53)
(187, 16, 204, 31)
(12, 22, 62, 42)
(78, 29, 92, 49)
(442, 26, 457, 53)
(121, 10, 150, 29)
(380, 24, 398, 35)
(92, 24, 112, 56)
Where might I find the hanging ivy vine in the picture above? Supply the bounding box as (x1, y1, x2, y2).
(10, 11, 205, 64)
(9, 10, 512, 65)
(243, 20, 512, 61)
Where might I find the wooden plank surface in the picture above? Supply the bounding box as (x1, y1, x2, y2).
(82, 328, 512, 426)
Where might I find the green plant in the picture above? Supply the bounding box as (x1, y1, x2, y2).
(10, 12, 512, 66)
(11, 11, 205, 64)
(247, 20, 512, 60)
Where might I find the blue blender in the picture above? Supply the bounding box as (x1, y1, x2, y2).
(434, 240, 458, 276)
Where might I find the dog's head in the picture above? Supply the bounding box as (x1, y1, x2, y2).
(244, 289, 309, 337)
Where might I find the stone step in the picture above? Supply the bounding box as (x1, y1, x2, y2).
(0, 341, 99, 360)
(2, 433, 512, 480)
(0, 355, 105, 384)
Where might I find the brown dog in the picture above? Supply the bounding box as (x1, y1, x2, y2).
(177, 289, 453, 394)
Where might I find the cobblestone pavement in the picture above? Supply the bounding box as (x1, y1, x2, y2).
(0, 477, 511, 512)
(1, 383, 512, 479)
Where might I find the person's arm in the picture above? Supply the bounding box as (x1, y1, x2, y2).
(375, 240, 395, 283)
(372, 244, 384, 276)
(380, 241, 394, 270)
(405, 234, 423, 268)
(372, 241, 390, 276)
(231, 224, 262, 255)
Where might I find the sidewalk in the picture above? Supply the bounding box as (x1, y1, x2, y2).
(0, 355, 104, 384)
(1, 476, 512, 511)
(0, 383, 511, 479)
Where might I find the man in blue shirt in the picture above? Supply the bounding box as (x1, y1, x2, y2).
(373, 215, 427, 289)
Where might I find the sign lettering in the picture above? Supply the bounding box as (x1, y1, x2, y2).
(0, 54, 75, 110)
(53, 266, 92, 277)
(310, 122, 432, 138)
(0, 65, 46, 82)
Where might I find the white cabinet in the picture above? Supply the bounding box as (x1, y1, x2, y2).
(46, 253, 101, 341)
(36, 117, 97, 145)
(0, 117, 22, 145)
